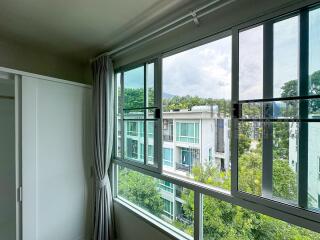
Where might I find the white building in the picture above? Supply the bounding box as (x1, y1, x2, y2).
(162, 105, 230, 177)
(123, 105, 231, 221)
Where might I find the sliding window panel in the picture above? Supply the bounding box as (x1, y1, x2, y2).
(118, 61, 161, 172)
(162, 35, 232, 191)
(238, 15, 300, 200)
(117, 166, 194, 239)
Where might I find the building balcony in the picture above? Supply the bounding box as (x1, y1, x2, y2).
(175, 162, 192, 173)
(163, 134, 173, 142)
(176, 214, 192, 225)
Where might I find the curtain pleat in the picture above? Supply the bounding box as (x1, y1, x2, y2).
(92, 56, 115, 240)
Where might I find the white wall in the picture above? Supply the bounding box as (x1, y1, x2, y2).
(0, 78, 15, 240)
(114, 202, 173, 240)
(0, 38, 90, 84)
(22, 76, 92, 240)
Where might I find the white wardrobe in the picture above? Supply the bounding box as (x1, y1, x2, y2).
(0, 68, 93, 240)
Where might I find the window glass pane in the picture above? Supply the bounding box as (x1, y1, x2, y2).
(308, 8, 320, 210)
(118, 167, 194, 237)
(239, 25, 263, 100)
(147, 62, 155, 108)
(202, 194, 320, 239)
(309, 8, 320, 97)
(147, 121, 154, 165)
(124, 66, 144, 109)
(124, 120, 144, 163)
(238, 119, 299, 203)
(241, 100, 299, 120)
(116, 73, 122, 158)
(238, 121, 263, 195)
(308, 122, 320, 210)
(176, 122, 199, 143)
(272, 122, 298, 203)
(162, 36, 232, 191)
(273, 16, 299, 98)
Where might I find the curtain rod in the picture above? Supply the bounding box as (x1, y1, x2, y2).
(90, 0, 236, 63)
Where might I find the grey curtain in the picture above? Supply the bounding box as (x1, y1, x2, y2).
(92, 56, 115, 240)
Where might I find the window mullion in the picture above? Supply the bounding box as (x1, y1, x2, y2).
(231, 27, 239, 195)
(155, 57, 163, 172)
(121, 71, 125, 161)
(298, 9, 309, 209)
(262, 21, 274, 198)
(144, 63, 147, 165)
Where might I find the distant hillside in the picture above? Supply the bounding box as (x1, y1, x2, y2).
(162, 92, 176, 99)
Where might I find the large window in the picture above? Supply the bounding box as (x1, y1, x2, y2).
(236, 11, 320, 214)
(162, 34, 232, 191)
(114, 3, 320, 240)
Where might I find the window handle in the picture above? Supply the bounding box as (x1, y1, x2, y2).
(232, 103, 241, 119)
(155, 108, 161, 119)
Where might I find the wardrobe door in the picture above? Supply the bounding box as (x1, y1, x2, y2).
(22, 76, 92, 240)
(0, 76, 16, 240)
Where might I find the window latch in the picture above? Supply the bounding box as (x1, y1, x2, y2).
(232, 103, 241, 119)
(155, 108, 161, 119)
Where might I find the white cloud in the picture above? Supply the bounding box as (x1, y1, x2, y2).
(163, 36, 232, 99)
(163, 17, 302, 101)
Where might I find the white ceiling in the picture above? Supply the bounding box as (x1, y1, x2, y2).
(0, 0, 209, 62)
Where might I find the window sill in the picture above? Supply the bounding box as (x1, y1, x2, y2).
(114, 197, 193, 240)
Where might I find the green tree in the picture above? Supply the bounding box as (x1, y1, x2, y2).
(124, 88, 144, 109)
(281, 70, 320, 113)
(123, 88, 154, 109)
(273, 122, 290, 160)
(281, 80, 298, 98)
(273, 159, 297, 200)
(163, 95, 231, 116)
(180, 155, 319, 239)
(118, 167, 163, 216)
